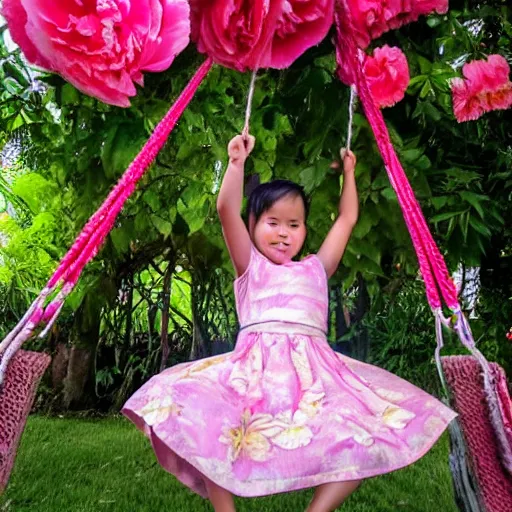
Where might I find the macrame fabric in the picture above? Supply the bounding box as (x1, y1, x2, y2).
(495, 368, 512, 467)
(334, 0, 458, 311)
(441, 356, 512, 512)
(0, 350, 50, 492)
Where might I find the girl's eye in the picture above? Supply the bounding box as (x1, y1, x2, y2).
(290, 224, 299, 228)
(268, 222, 278, 226)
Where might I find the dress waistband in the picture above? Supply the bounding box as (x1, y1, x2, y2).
(239, 320, 327, 337)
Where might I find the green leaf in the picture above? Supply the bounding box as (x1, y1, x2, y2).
(177, 187, 210, 235)
(3, 61, 29, 88)
(143, 190, 161, 212)
(299, 159, 330, 194)
(419, 81, 434, 99)
(422, 102, 442, 121)
(61, 84, 80, 105)
(468, 217, 492, 237)
(427, 16, 441, 28)
(3, 77, 23, 95)
(459, 191, 487, 218)
(347, 239, 382, 265)
(417, 56, 433, 74)
(407, 75, 428, 95)
(401, 149, 423, 163)
(381, 188, 398, 201)
(430, 210, 468, 223)
(12, 174, 55, 214)
(151, 214, 172, 237)
(110, 226, 132, 255)
(134, 211, 151, 233)
(351, 210, 375, 239)
(252, 158, 273, 182)
(431, 196, 449, 210)
(101, 122, 146, 179)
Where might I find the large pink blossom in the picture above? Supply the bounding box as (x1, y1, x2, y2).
(2, 0, 191, 107)
(451, 54, 512, 122)
(363, 45, 410, 108)
(348, 0, 448, 48)
(190, 0, 333, 72)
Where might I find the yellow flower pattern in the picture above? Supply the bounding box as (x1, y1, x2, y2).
(136, 395, 182, 427)
(219, 410, 282, 462)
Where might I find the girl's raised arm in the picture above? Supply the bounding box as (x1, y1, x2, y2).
(216, 135, 255, 277)
(317, 150, 359, 279)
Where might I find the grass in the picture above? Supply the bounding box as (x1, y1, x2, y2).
(1, 416, 458, 512)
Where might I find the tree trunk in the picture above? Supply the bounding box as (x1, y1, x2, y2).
(62, 294, 102, 409)
(160, 260, 173, 371)
(333, 285, 351, 356)
(351, 274, 370, 362)
(189, 278, 209, 361)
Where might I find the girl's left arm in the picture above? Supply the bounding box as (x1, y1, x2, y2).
(317, 150, 359, 279)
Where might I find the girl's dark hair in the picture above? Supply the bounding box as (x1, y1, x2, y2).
(246, 179, 310, 225)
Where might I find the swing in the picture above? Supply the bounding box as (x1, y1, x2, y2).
(1, 0, 511, 507)
(441, 356, 512, 512)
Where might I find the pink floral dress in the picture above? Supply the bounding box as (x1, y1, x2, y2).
(122, 245, 457, 498)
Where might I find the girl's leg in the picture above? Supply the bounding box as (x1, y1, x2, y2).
(205, 478, 236, 512)
(306, 480, 361, 512)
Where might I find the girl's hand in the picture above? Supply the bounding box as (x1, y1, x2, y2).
(228, 134, 255, 166)
(340, 148, 357, 174)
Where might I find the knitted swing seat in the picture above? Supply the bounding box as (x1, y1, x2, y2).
(0, 350, 50, 493)
(441, 356, 512, 512)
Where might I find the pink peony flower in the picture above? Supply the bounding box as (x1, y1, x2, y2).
(1, 0, 51, 68)
(363, 45, 410, 108)
(270, 0, 334, 69)
(451, 54, 512, 122)
(348, 0, 448, 48)
(2, 0, 191, 107)
(190, 0, 333, 72)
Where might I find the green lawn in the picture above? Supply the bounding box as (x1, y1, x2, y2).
(1, 416, 458, 511)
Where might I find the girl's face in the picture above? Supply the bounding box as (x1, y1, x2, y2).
(251, 194, 307, 264)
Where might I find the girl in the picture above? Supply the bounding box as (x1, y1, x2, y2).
(122, 135, 457, 512)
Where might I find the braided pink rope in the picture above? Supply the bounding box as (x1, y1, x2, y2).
(334, 1, 457, 310)
(335, 16, 441, 309)
(0, 58, 213, 384)
(49, 57, 213, 288)
(335, 1, 512, 477)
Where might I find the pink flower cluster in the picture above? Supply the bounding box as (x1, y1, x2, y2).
(191, 0, 333, 72)
(348, 0, 448, 48)
(2, 0, 191, 107)
(363, 45, 410, 108)
(451, 54, 512, 122)
(337, 1, 447, 109)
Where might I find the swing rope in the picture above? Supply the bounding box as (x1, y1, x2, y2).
(345, 85, 357, 152)
(334, 0, 512, 478)
(243, 69, 258, 140)
(0, 57, 214, 385)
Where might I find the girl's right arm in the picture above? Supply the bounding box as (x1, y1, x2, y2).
(216, 134, 255, 277)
